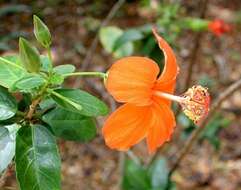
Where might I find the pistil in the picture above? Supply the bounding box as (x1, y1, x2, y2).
(155, 85, 210, 124)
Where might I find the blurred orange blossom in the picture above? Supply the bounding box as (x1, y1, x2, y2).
(208, 19, 231, 36)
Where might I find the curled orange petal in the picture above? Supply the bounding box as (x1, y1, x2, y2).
(105, 56, 160, 106)
(146, 103, 176, 153)
(152, 27, 179, 84)
(102, 103, 151, 151)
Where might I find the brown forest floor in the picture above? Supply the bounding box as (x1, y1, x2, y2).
(0, 0, 241, 190)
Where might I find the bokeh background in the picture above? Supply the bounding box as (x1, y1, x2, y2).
(0, 0, 241, 190)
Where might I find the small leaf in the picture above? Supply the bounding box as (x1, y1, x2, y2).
(99, 26, 133, 58)
(15, 124, 61, 190)
(113, 29, 144, 51)
(49, 73, 64, 85)
(0, 124, 19, 174)
(51, 89, 109, 116)
(19, 37, 41, 73)
(122, 159, 151, 190)
(33, 15, 52, 48)
(13, 74, 46, 90)
(0, 55, 26, 88)
(40, 56, 52, 72)
(0, 86, 17, 120)
(43, 107, 96, 142)
(53, 64, 76, 75)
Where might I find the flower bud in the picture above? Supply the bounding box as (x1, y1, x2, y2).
(33, 15, 52, 48)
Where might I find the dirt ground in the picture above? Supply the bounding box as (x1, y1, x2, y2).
(0, 0, 241, 190)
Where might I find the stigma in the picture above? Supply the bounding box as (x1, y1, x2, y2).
(155, 85, 210, 124)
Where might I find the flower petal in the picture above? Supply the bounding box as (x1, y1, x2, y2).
(152, 79, 176, 106)
(152, 28, 179, 83)
(105, 56, 160, 106)
(102, 103, 152, 151)
(146, 103, 176, 153)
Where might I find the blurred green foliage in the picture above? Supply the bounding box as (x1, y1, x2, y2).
(122, 158, 176, 190)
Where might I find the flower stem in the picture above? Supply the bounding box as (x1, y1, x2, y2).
(47, 47, 53, 63)
(63, 72, 107, 79)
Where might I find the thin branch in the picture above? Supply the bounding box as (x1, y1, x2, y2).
(169, 78, 241, 177)
(26, 97, 41, 119)
(183, 0, 209, 90)
(80, 0, 126, 71)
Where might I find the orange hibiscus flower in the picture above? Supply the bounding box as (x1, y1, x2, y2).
(102, 28, 209, 153)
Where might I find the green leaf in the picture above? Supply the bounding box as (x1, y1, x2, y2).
(51, 89, 109, 116)
(99, 26, 133, 58)
(113, 29, 144, 51)
(39, 98, 56, 110)
(0, 124, 19, 174)
(53, 64, 76, 75)
(43, 107, 96, 142)
(19, 37, 41, 73)
(0, 86, 17, 120)
(33, 15, 52, 48)
(15, 124, 61, 190)
(122, 159, 151, 190)
(0, 56, 26, 88)
(40, 56, 52, 72)
(49, 73, 64, 85)
(13, 74, 46, 90)
(148, 158, 169, 189)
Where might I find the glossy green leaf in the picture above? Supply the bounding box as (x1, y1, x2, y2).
(13, 74, 46, 90)
(39, 98, 56, 110)
(19, 37, 41, 73)
(113, 29, 144, 51)
(122, 159, 151, 190)
(0, 56, 26, 88)
(53, 64, 76, 75)
(99, 26, 133, 58)
(43, 107, 96, 142)
(0, 124, 19, 174)
(51, 89, 109, 116)
(33, 15, 52, 48)
(0, 86, 17, 120)
(15, 124, 61, 190)
(148, 158, 169, 189)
